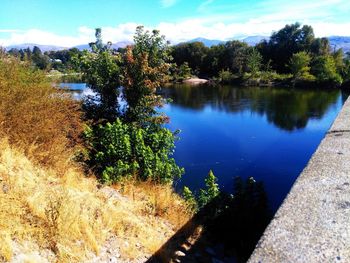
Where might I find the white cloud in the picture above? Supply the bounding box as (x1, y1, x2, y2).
(160, 0, 177, 8)
(0, 24, 139, 47)
(2, 20, 350, 48)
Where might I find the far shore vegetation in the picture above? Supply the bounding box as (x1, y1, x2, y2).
(4, 22, 350, 88)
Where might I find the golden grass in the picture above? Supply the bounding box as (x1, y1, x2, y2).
(0, 140, 191, 262)
(115, 180, 193, 229)
(0, 57, 82, 170)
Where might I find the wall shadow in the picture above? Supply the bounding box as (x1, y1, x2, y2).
(147, 177, 272, 263)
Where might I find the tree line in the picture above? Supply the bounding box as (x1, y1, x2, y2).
(170, 22, 350, 87)
(6, 45, 83, 72)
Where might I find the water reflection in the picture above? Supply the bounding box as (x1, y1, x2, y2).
(160, 84, 345, 211)
(59, 82, 346, 211)
(161, 84, 340, 131)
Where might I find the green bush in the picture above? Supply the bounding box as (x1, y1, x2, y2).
(182, 186, 198, 211)
(218, 69, 236, 84)
(311, 55, 343, 85)
(84, 118, 184, 184)
(198, 170, 220, 209)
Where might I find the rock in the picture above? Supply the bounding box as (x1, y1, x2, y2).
(175, 250, 186, 257)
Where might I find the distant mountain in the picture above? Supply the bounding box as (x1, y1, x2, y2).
(328, 36, 350, 53)
(5, 41, 132, 52)
(74, 41, 132, 51)
(187, 38, 224, 47)
(185, 36, 270, 47)
(5, 43, 68, 52)
(242, 36, 269, 46)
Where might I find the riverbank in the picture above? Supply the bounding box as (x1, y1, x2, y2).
(0, 140, 193, 262)
(248, 96, 350, 262)
(182, 78, 209, 85)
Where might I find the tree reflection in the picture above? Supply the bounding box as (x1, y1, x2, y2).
(160, 84, 341, 131)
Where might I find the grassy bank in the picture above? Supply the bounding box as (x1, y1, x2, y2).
(0, 57, 192, 262)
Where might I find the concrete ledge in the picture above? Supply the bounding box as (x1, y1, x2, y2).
(248, 97, 350, 263)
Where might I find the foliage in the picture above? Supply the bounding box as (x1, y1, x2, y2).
(32, 46, 50, 70)
(218, 69, 236, 84)
(342, 56, 350, 82)
(198, 170, 220, 209)
(311, 55, 343, 85)
(84, 118, 184, 184)
(122, 26, 171, 126)
(0, 57, 82, 168)
(246, 47, 262, 77)
(79, 28, 122, 122)
(171, 42, 209, 75)
(7, 46, 51, 71)
(258, 22, 315, 72)
(182, 186, 198, 211)
(289, 51, 315, 82)
(171, 62, 192, 81)
(46, 47, 83, 72)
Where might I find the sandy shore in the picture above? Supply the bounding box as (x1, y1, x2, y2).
(183, 78, 208, 84)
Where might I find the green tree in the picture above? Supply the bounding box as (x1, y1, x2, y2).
(311, 55, 342, 85)
(342, 54, 350, 82)
(182, 186, 197, 211)
(32, 46, 50, 70)
(246, 47, 262, 77)
(198, 170, 220, 208)
(171, 42, 208, 75)
(289, 51, 314, 82)
(310, 37, 331, 56)
(81, 27, 184, 185)
(79, 28, 122, 122)
(259, 22, 315, 72)
(122, 26, 171, 126)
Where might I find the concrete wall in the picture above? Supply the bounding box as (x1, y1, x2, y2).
(248, 97, 350, 263)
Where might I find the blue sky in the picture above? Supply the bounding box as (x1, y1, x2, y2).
(1, 0, 350, 47)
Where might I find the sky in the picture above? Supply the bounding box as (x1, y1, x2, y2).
(1, 0, 350, 47)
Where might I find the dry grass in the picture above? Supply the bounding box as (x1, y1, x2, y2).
(115, 180, 193, 229)
(0, 57, 82, 170)
(0, 140, 191, 262)
(0, 57, 193, 262)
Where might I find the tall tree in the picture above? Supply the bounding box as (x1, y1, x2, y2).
(289, 51, 313, 82)
(80, 28, 122, 122)
(246, 47, 262, 77)
(311, 55, 342, 85)
(260, 23, 315, 72)
(122, 26, 171, 126)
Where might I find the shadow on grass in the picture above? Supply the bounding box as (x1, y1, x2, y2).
(147, 177, 272, 263)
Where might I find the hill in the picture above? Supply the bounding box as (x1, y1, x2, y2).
(5, 43, 68, 52)
(187, 37, 224, 47)
(329, 36, 350, 53)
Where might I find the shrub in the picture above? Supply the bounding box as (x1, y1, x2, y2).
(218, 69, 236, 84)
(0, 58, 82, 168)
(311, 55, 343, 85)
(182, 186, 198, 211)
(198, 170, 220, 209)
(84, 118, 184, 184)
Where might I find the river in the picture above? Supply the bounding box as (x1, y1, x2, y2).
(60, 82, 348, 211)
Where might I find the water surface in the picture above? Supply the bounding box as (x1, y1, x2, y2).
(160, 84, 347, 210)
(61, 82, 348, 211)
